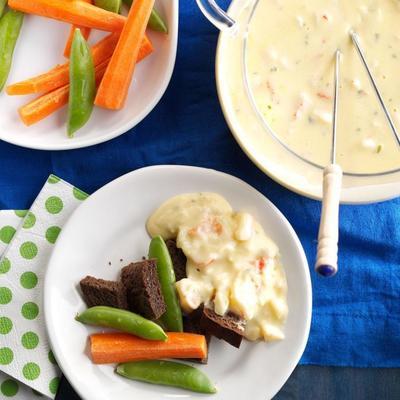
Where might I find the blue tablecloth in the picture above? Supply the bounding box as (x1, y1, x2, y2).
(0, 1, 399, 368)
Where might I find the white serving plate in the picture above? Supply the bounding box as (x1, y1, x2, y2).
(44, 165, 312, 400)
(0, 0, 178, 150)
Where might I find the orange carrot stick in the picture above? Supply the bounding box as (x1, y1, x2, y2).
(19, 85, 69, 127)
(7, 33, 153, 95)
(64, 0, 93, 58)
(8, 0, 126, 32)
(95, 0, 155, 110)
(90, 332, 208, 364)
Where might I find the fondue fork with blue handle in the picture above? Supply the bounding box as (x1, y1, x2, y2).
(315, 50, 343, 277)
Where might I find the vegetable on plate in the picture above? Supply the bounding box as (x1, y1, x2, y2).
(95, 0, 122, 14)
(0, 9, 24, 91)
(0, 0, 7, 18)
(95, 0, 155, 109)
(116, 360, 217, 394)
(18, 33, 154, 126)
(147, 8, 168, 34)
(63, 0, 92, 58)
(67, 28, 95, 136)
(7, 33, 153, 95)
(148, 236, 183, 332)
(18, 59, 109, 126)
(122, 0, 168, 33)
(8, 0, 126, 32)
(89, 332, 207, 364)
(76, 306, 167, 341)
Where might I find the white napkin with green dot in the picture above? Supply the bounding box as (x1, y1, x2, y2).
(0, 175, 88, 399)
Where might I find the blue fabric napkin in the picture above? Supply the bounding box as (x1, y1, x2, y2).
(0, 1, 399, 368)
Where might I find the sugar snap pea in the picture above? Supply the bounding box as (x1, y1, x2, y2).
(76, 306, 167, 341)
(0, 0, 7, 18)
(95, 0, 121, 13)
(122, 0, 168, 33)
(67, 29, 95, 137)
(116, 360, 217, 394)
(0, 10, 24, 91)
(149, 236, 183, 332)
(148, 8, 168, 33)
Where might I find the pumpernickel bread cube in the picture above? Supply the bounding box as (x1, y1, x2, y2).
(121, 259, 166, 320)
(80, 276, 128, 309)
(183, 310, 212, 364)
(166, 239, 187, 281)
(198, 305, 245, 348)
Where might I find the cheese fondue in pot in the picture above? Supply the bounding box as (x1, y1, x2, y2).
(243, 0, 400, 173)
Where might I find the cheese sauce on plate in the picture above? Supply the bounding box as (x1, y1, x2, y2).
(244, 0, 400, 173)
(147, 193, 288, 341)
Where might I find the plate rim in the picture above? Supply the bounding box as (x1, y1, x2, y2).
(44, 165, 312, 400)
(0, 0, 179, 151)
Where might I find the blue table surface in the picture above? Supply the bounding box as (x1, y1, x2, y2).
(55, 365, 400, 400)
(1, 1, 400, 370)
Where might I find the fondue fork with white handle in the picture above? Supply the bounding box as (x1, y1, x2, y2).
(315, 50, 343, 277)
(316, 32, 400, 277)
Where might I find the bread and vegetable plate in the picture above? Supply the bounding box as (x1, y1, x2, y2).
(0, 0, 167, 135)
(76, 193, 288, 394)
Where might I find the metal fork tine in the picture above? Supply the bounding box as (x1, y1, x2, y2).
(350, 30, 400, 147)
(331, 50, 341, 164)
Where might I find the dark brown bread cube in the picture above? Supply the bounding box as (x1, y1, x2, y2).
(199, 306, 245, 348)
(120, 259, 166, 320)
(79, 276, 128, 309)
(183, 311, 212, 364)
(166, 239, 187, 281)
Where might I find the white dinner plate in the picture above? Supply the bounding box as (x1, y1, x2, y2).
(44, 165, 312, 400)
(0, 0, 177, 150)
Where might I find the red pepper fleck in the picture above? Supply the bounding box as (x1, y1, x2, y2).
(257, 258, 266, 271)
(317, 92, 331, 100)
(266, 80, 275, 97)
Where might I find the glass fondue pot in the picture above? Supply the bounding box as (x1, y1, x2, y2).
(195, 0, 400, 203)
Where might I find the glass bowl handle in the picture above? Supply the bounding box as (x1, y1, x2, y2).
(195, 0, 236, 30)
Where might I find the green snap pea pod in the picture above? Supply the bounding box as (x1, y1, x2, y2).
(0, 10, 24, 91)
(149, 236, 183, 332)
(94, 0, 121, 13)
(76, 306, 167, 341)
(116, 360, 217, 394)
(67, 28, 95, 137)
(148, 8, 168, 34)
(0, 0, 7, 18)
(122, 0, 168, 33)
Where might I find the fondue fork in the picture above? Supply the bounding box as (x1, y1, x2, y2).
(315, 50, 343, 277)
(350, 30, 400, 147)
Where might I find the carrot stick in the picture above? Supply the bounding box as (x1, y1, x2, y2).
(64, 0, 93, 58)
(95, 0, 155, 110)
(8, 0, 126, 32)
(90, 332, 208, 364)
(18, 85, 69, 127)
(64, 26, 91, 58)
(18, 60, 109, 126)
(7, 33, 153, 95)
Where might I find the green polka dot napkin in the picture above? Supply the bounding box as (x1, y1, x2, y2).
(0, 175, 88, 399)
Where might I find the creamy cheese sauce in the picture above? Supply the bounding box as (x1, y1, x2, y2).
(147, 193, 288, 341)
(241, 0, 400, 173)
